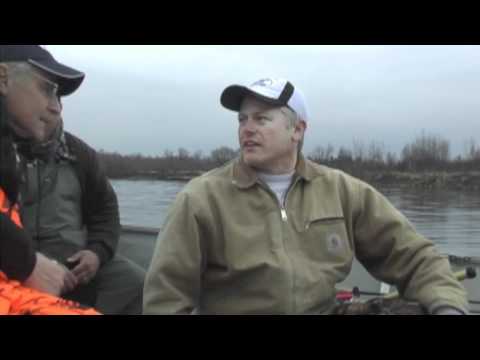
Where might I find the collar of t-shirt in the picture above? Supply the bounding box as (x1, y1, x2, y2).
(257, 171, 295, 205)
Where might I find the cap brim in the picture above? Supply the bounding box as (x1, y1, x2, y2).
(220, 85, 284, 112)
(28, 59, 85, 97)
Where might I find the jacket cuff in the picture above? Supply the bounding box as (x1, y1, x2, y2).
(433, 306, 465, 315)
(429, 301, 468, 315)
(17, 251, 37, 282)
(87, 243, 112, 265)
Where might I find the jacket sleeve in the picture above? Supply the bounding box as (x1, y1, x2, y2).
(0, 212, 37, 281)
(67, 132, 120, 265)
(84, 147, 120, 265)
(352, 180, 469, 314)
(143, 190, 204, 314)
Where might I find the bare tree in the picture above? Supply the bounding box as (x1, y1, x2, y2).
(400, 132, 450, 171)
(210, 146, 238, 166)
(177, 148, 190, 160)
(309, 144, 335, 163)
(367, 141, 385, 168)
(386, 152, 398, 169)
(352, 139, 365, 163)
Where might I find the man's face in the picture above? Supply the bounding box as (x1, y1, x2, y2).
(238, 96, 305, 174)
(2, 65, 62, 143)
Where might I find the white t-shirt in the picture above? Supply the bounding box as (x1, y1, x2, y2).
(257, 171, 295, 206)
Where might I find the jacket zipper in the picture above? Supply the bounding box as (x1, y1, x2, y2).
(259, 176, 301, 313)
(280, 176, 300, 222)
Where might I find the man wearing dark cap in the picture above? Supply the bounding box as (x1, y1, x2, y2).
(144, 77, 468, 315)
(0, 45, 145, 314)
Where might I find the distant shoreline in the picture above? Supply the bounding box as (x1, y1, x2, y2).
(365, 171, 480, 191)
(109, 171, 480, 191)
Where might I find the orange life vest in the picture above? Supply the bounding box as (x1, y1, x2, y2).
(0, 187, 21, 228)
(0, 187, 101, 315)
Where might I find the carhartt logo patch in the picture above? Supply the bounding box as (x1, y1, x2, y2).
(327, 233, 343, 253)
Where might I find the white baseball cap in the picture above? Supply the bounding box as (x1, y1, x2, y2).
(220, 77, 309, 122)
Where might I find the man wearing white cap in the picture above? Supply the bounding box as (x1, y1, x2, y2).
(144, 77, 468, 315)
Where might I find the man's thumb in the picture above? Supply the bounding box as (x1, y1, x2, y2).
(67, 253, 81, 262)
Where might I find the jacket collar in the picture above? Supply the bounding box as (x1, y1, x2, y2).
(14, 122, 76, 164)
(232, 152, 324, 189)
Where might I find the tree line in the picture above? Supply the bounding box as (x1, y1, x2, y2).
(98, 146, 239, 179)
(97, 132, 480, 180)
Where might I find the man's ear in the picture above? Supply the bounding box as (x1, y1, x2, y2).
(0, 64, 9, 96)
(292, 120, 307, 142)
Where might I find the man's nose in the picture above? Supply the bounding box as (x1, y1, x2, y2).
(47, 96, 62, 115)
(241, 118, 257, 134)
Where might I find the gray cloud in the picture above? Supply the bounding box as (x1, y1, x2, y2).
(49, 45, 480, 157)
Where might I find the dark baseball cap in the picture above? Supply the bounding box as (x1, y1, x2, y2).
(0, 45, 85, 96)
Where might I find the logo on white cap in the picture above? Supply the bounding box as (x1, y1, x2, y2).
(220, 77, 309, 122)
(251, 78, 274, 87)
(249, 77, 309, 122)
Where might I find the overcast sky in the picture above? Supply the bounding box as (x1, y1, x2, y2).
(47, 45, 480, 158)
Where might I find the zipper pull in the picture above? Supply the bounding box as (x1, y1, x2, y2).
(280, 208, 288, 222)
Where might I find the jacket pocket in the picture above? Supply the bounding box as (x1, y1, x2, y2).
(298, 216, 352, 264)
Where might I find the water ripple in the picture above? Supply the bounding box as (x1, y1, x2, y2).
(111, 180, 480, 256)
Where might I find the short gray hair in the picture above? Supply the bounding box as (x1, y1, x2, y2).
(280, 106, 299, 129)
(280, 106, 304, 152)
(3, 62, 33, 82)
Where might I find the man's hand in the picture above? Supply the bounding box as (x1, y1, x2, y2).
(67, 250, 100, 285)
(23, 253, 78, 296)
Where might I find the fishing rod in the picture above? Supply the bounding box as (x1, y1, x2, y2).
(337, 267, 477, 300)
(383, 266, 476, 300)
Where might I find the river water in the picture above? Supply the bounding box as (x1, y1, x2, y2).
(111, 179, 480, 257)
